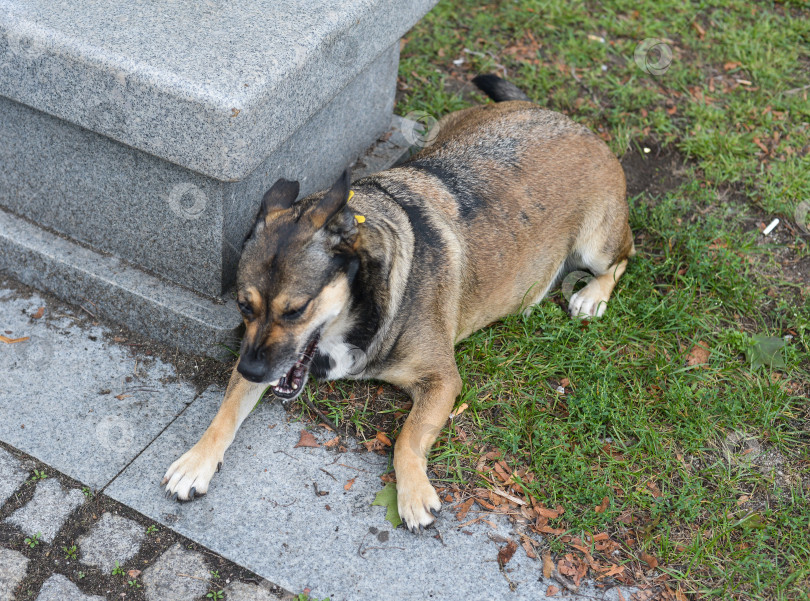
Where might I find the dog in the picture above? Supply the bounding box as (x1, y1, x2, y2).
(162, 74, 634, 532)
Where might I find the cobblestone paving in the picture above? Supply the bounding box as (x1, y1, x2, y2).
(0, 548, 28, 601)
(141, 544, 209, 601)
(77, 513, 145, 574)
(0, 444, 288, 601)
(225, 581, 282, 601)
(36, 574, 104, 601)
(0, 449, 28, 508)
(4, 479, 85, 544)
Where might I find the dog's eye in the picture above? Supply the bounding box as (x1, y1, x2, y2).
(237, 300, 254, 319)
(282, 299, 311, 321)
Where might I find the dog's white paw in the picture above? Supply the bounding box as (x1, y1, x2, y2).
(396, 473, 441, 532)
(569, 284, 608, 319)
(161, 445, 222, 501)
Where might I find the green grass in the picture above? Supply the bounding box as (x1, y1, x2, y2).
(303, 1, 810, 599)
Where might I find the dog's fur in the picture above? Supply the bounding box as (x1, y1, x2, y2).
(162, 75, 634, 531)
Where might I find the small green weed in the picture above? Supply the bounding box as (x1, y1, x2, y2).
(29, 470, 47, 483)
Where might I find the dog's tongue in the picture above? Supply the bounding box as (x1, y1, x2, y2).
(271, 334, 320, 399)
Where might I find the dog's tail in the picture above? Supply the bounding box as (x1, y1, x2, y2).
(472, 74, 530, 102)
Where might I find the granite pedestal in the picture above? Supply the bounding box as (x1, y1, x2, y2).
(0, 0, 434, 357)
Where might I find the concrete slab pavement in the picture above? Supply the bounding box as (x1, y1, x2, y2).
(0, 287, 198, 490)
(0, 278, 639, 600)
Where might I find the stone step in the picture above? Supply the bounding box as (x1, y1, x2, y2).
(0, 0, 437, 180)
(0, 0, 436, 354)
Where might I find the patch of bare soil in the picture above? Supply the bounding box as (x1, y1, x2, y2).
(620, 142, 689, 200)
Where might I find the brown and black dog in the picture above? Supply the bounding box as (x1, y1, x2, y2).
(162, 75, 634, 531)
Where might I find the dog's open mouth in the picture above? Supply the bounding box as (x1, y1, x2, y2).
(270, 332, 320, 399)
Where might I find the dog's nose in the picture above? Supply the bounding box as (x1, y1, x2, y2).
(237, 353, 267, 383)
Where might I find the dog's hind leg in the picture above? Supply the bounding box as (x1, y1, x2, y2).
(390, 363, 462, 532)
(568, 257, 629, 318)
(161, 367, 265, 500)
(568, 215, 635, 319)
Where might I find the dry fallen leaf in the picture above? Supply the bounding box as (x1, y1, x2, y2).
(450, 402, 469, 418)
(324, 436, 340, 448)
(686, 341, 710, 366)
(32, 307, 45, 319)
(639, 551, 659, 569)
(536, 505, 563, 519)
(595, 496, 609, 513)
(543, 552, 554, 578)
(293, 430, 320, 448)
(520, 536, 537, 559)
(455, 498, 474, 521)
(546, 584, 560, 596)
(497, 540, 518, 567)
(362, 438, 387, 453)
(0, 335, 29, 344)
(127, 569, 141, 578)
(344, 478, 355, 491)
(375, 432, 392, 446)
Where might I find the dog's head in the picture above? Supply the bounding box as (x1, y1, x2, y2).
(235, 170, 360, 399)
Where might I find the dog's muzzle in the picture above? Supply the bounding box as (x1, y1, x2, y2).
(268, 332, 320, 399)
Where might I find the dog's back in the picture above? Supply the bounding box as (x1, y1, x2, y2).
(358, 83, 631, 340)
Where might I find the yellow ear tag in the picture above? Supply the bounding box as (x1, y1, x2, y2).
(348, 190, 365, 223)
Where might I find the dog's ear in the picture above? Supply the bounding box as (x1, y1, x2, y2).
(258, 178, 300, 223)
(245, 178, 299, 244)
(307, 169, 351, 230)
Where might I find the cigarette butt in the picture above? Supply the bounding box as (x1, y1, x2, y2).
(762, 218, 779, 235)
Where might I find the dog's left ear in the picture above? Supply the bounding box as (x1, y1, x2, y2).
(245, 178, 300, 245)
(258, 178, 300, 223)
(308, 169, 351, 231)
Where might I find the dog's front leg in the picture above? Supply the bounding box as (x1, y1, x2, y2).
(394, 369, 462, 532)
(161, 367, 266, 500)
